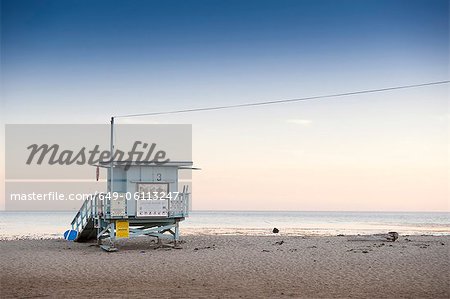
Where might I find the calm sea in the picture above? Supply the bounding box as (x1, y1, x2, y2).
(0, 211, 449, 239)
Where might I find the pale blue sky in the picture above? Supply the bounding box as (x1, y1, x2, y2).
(1, 0, 448, 211)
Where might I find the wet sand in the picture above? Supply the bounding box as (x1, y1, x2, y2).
(1, 235, 449, 298)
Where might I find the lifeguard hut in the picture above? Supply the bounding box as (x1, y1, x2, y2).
(70, 160, 192, 251)
(70, 118, 192, 251)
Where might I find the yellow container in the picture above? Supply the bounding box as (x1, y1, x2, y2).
(116, 220, 129, 238)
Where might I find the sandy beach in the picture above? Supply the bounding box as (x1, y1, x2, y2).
(1, 235, 449, 298)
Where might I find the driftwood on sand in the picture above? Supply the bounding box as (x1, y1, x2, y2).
(347, 232, 399, 242)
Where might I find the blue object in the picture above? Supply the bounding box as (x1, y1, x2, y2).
(64, 229, 78, 241)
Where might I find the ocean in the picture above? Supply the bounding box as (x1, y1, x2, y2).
(0, 211, 449, 239)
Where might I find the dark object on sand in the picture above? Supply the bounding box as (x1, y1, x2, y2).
(272, 228, 279, 234)
(387, 232, 399, 242)
(274, 240, 284, 245)
(347, 232, 400, 242)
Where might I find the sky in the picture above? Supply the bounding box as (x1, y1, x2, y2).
(1, 0, 449, 211)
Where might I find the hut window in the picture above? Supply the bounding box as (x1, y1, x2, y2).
(137, 183, 169, 200)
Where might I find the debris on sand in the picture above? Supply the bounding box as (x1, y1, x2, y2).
(272, 228, 279, 234)
(348, 232, 399, 242)
(387, 232, 399, 242)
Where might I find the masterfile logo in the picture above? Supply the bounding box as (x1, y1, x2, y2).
(5, 124, 192, 211)
(26, 141, 170, 169)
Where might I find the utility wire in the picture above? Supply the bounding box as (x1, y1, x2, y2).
(114, 80, 449, 119)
